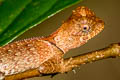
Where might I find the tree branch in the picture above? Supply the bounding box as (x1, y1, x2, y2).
(4, 43, 120, 80)
(60, 43, 120, 73)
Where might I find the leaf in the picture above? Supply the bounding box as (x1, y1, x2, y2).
(0, 0, 83, 46)
(0, 0, 32, 34)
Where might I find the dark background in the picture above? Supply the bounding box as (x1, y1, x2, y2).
(15, 0, 120, 80)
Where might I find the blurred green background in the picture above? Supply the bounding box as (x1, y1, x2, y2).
(15, 0, 120, 80)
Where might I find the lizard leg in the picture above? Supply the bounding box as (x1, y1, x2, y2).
(38, 57, 78, 74)
(59, 57, 78, 73)
(38, 50, 63, 75)
(38, 58, 61, 74)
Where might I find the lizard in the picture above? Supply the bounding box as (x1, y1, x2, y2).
(0, 6, 104, 80)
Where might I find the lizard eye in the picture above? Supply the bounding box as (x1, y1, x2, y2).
(82, 25, 90, 32)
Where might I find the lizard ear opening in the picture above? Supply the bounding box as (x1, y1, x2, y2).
(72, 6, 95, 17)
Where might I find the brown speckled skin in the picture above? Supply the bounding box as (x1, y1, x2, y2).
(0, 38, 63, 79)
(0, 6, 104, 79)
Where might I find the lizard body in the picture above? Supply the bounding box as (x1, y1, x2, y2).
(0, 6, 104, 80)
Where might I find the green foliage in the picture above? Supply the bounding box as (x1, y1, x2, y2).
(0, 0, 83, 46)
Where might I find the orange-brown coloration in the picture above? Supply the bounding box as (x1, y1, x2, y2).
(0, 6, 104, 80)
(0, 39, 63, 79)
(45, 6, 104, 52)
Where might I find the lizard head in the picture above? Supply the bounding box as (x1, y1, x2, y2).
(47, 6, 104, 52)
(70, 6, 104, 42)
